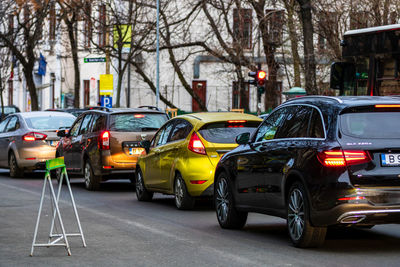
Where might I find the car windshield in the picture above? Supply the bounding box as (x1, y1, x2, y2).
(110, 113, 168, 132)
(340, 111, 400, 138)
(198, 121, 261, 144)
(25, 115, 76, 130)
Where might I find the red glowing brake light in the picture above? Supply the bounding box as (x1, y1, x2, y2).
(228, 120, 246, 123)
(188, 132, 206, 155)
(317, 150, 371, 167)
(100, 131, 110, 150)
(375, 104, 400, 108)
(22, 132, 47, 142)
(134, 114, 145, 118)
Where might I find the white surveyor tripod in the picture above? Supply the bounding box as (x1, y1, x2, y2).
(30, 157, 86, 256)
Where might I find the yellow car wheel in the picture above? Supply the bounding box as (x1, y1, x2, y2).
(174, 173, 195, 210)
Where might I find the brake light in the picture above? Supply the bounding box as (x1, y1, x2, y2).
(188, 132, 206, 155)
(134, 114, 145, 118)
(317, 150, 371, 167)
(375, 104, 400, 108)
(338, 196, 366, 201)
(228, 120, 246, 123)
(22, 132, 47, 142)
(100, 131, 110, 150)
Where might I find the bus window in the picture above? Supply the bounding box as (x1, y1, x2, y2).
(377, 57, 400, 95)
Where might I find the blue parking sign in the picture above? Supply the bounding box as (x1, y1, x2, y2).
(101, 96, 112, 108)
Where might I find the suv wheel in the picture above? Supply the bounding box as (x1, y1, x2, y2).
(174, 173, 195, 210)
(215, 172, 247, 229)
(135, 168, 153, 201)
(84, 161, 100, 191)
(287, 182, 326, 248)
(9, 152, 24, 178)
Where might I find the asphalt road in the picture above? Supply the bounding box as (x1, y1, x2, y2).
(1, 169, 400, 267)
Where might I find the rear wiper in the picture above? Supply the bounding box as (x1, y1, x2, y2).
(141, 127, 159, 131)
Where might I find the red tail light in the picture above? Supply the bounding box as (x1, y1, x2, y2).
(317, 150, 371, 167)
(190, 180, 207, 184)
(22, 132, 47, 142)
(188, 132, 206, 155)
(100, 131, 110, 150)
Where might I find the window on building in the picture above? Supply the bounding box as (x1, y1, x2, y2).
(317, 11, 338, 52)
(98, 4, 106, 48)
(8, 15, 14, 35)
(233, 8, 252, 49)
(232, 81, 249, 110)
(265, 9, 284, 46)
(49, 2, 56, 41)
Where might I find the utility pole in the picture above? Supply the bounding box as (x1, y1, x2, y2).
(257, 29, 262, 116)
(156, 0, 160, 108)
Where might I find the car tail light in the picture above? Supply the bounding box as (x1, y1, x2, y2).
(317, 150, 371, 167)
(134, 114, 145, 118)
(22, 132, 47, 142)
(375, 104, 400, 108)
(190, 180, 207, 184)
(188, 132, 206, 155)
(100, 131, 110, 150)
(338, 196, 366, 201)
(227, 120, 246, 128)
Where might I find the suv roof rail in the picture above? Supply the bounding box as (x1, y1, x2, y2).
(286, 95, 343, 104)
(138, 105, 162, 111)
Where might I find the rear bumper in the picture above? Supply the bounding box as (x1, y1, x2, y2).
(17, 146, 56, 169)
(95, 151, 137, 177)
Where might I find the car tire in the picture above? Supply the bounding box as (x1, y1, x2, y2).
(214, 171, 247, 229)
(84, 161, 101, 191)
(174, 173, 195, 210)
(287, 182, 327, 248)
(9, 152, 24, 178)
(135, 168, 153, 201)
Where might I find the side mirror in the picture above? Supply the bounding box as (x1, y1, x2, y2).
(140, 140, 151, 154)
(57, 129, 66, 137)
(235, 132, 250, 145)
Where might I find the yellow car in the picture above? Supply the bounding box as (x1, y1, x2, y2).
(135, 112, 262, 209)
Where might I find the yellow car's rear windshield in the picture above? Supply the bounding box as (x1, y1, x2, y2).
(198, 121, 260, 144)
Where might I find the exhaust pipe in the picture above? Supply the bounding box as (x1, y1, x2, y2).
(340, 215, 366, 224)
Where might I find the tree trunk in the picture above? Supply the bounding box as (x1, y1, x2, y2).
(116, 59, 123, 107)
(297, 0, 318, 95)
(67, 20, 80, 108)
(24, 68, 39, 111)
(285, 0, 301, 87)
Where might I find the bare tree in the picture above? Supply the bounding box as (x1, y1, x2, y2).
(0, 0, 50, 111)
(0, 48, 11, 118)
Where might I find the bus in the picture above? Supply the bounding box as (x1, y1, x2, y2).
(330, 24, 400, 96)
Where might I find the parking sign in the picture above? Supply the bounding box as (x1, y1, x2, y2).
(101, 96, 112, 108)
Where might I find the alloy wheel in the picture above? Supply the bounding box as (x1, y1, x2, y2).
(216, 177, 229, 223)
(136, 172, 144, 196)
(84, 163, 91, 188)
(288, 188, 305, 241)
(174, 178, 184, 207)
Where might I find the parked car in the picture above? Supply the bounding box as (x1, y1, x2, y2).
(0, 111, 76, 177)
(214, 96, 400, 248)
(56, 108, 169, 190)
(135, 112, 262, 210)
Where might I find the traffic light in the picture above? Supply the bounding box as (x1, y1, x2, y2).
(248, 70, 267, 94)
(257, 70, 267, 94)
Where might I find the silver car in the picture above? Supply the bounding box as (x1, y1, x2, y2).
(0, 111, 76, 177)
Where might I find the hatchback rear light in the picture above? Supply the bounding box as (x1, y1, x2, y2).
(317, 150, 371, 167)
(22, 132, 47, 142)
(188, 132, 206, 155)
(134, 114, 145, 118)
(100, 131, 110, 150)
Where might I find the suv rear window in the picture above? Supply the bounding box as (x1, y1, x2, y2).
(109, 113, 168, 132)
(340, 111, 400, 138)
(198, 121, 261, 144)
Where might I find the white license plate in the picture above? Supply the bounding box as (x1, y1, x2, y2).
(129, 147, 144, 155)
(381, 153, 400, 166)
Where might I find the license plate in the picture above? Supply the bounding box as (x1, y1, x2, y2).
(381, 153, 400, 166)
(129, 147, 144, 155)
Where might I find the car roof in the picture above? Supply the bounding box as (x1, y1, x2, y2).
(83, 107, 166, 115)
(18, 111, 76, 118)
(284, 95, 400, 109)
(176, 112, 262, 125)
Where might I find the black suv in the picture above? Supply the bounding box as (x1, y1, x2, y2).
(214, 96, 400, 247)
(56, 107, 168, 190)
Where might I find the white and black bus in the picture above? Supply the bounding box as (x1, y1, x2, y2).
(331, 24, 400, 96)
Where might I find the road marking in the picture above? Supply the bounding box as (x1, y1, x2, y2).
(0, 181, 270, 266)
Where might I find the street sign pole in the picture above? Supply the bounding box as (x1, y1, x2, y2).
(156, 0, 160, 108)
